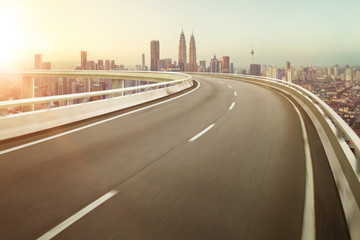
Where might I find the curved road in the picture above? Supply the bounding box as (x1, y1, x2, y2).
(0, 75, 349, 239)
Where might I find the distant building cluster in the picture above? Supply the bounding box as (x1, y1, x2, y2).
(150, 29, 234, 73)
(75, 51, 125, 71)
(290, 64, 360, 136)
(11, 51, 146, 112)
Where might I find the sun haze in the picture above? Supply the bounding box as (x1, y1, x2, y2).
(1, 0, 360, 68)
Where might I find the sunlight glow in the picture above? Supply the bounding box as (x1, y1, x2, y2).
(0, 10, 24, 68)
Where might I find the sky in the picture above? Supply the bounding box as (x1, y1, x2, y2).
(0, 0, 359, 68)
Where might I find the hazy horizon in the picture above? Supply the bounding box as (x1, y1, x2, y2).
(1, 0, 359, 69)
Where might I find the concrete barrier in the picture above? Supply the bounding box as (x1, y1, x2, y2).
(0, 72, 193, 141)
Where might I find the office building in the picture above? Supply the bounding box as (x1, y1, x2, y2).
(210, 55, 219, 73)
(250, 64, 261, 76)
(222, 56, 230, 73)
(286, 61, 291, 71)
(105, 60, 110, 70)
(97, 60, 104, 70)
(285, 61, 291, 81)
(142, 53, 145, 71)
(199, 60, 206, 72)
(188, 33, 197, 72)
(151, 40, 160, 71)
(352, 68, 357, 81)
(287, 69, 292, 83)
(86, 61, 95, 70)
(158, 59, 166, 71)
(178, 30, 187, 71)
(327, 66, 332, 76)
(34, 54, 42, 69)
(81, 51, 87, 70)
(345, 65, 351, 81)
(334, 64, 339, 77)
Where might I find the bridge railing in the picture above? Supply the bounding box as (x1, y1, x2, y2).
(0, 70, 193, 141)
(0, 70, 192, 110)
(240, 74, 360, 159)
(206, 73, 360, 239)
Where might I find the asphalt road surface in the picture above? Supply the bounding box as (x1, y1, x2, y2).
(0, 75, 350, 239)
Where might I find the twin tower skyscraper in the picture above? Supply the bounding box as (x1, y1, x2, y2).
(178, 29, 197, 72)
(150, 29, 196, 72)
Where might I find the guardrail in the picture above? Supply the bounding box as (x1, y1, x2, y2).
(0, 70, 192, 110)
(197, 73, 360, 240)
(0, 70, 193, 141)
(0, 72, 191, 109)
(240, 74, 360, 158)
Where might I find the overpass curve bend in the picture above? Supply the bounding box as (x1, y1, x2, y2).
(0, 74, 350, 239)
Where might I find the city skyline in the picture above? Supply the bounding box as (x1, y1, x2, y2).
(0, 0, 360, 68)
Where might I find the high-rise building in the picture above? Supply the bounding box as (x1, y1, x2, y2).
(97, 60, 103, 70)
(178, 30, 187, 71)
(81, 51, 87, 70)
(142, 53, 145, 71)
(287, 69, 292, 83)
(327, 66, 332, 76)
(150, 40, 160, 71)
(286, 61, 291, 71)
(111, 60, 115, 70)
(86, 61, 95, 70)
(285, 61, 291, 81)
(34, 54, 43, 94)
(250, 64, 261, 76)
(345, 65, 351, 81)
(188, 33, 197, 72)
(334, 64, 339, 77)
(158, 59, 166, 71)
(356, 71, 360, 81)
(105, 60, 110, 70)
(222, 56, 230, 73)
(199, 60, 206, 72)
(210, 55, 219, 73)
(34, 54, 42, 69)
(230, 63, 234, 74)
(352, 68, 357, 81)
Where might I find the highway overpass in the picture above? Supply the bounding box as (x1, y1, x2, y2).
(0, 71, 359, 239)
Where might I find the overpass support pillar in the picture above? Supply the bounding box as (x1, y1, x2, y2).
(112, 79, 124, 98)
(22, 76, 34, 112)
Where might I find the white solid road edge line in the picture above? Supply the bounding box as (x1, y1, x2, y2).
(188, 123, 215, 142)
(277, 92, 316, 240)
(229, 102, 235, 110)
(0, 80, 201, 156)
(37, 190, 118, 240)
(234, 92, 237, 97)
